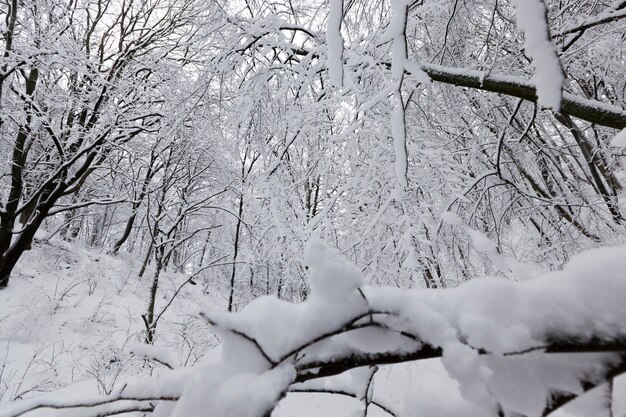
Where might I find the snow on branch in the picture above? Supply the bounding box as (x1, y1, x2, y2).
(2, 240, 626, 417)
(511, 0, 563, 111)
(1, 388, 179, 417)
(223, 19, 625, 129)
(381, 0, 411, 188)
(555, 7, 626, 36)
(414, 63, 626, 129)
(326, 0, 344, 88)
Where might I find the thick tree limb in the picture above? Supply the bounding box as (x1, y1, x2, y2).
(294, 337, 626, 383)
(261, 35, 626, 129)
(417, 63, 626, 130)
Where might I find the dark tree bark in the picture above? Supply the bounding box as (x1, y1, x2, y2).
(227, 194, 244, 312)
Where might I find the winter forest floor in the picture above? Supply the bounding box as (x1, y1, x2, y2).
(0, 237, 218, 410)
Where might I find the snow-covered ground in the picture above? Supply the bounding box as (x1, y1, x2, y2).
(0, 238, 218, 404)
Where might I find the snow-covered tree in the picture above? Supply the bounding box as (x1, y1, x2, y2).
(0, 0, 208, 287)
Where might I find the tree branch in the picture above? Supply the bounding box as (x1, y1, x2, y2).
(417, 63, 626, 130)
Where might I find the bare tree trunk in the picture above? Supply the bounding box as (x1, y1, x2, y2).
(138, 243, 153, 279)
(197, 230, 212, 269)
(110, 160, 155, 254)
(555, 114, 623, 223)
(0, 68, 38, 288)
(0, 185, 53, 287)
(143, 252, 163, 344)
(607, 378, 614, 417)
(227, 194, 244, 312)
(58, 194, 81, 241)
(64, 214, 83, 242)
(88, 211, 104, 247)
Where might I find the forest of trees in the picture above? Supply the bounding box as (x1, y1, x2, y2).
(1, 0, 626, 416)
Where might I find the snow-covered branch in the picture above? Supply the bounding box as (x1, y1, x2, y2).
(511, 0, 563, 110)
(417, 63, 626, 129)
(555, 3, 626, 36)
(4, 238, 625, 417)
(326, 0, 344, 88)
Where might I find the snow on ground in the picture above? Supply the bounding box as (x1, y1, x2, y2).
(0, 237, 219, 404)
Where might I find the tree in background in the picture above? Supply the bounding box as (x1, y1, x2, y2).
(0, 0, 207, 287)
(2, 0, 624, 294)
